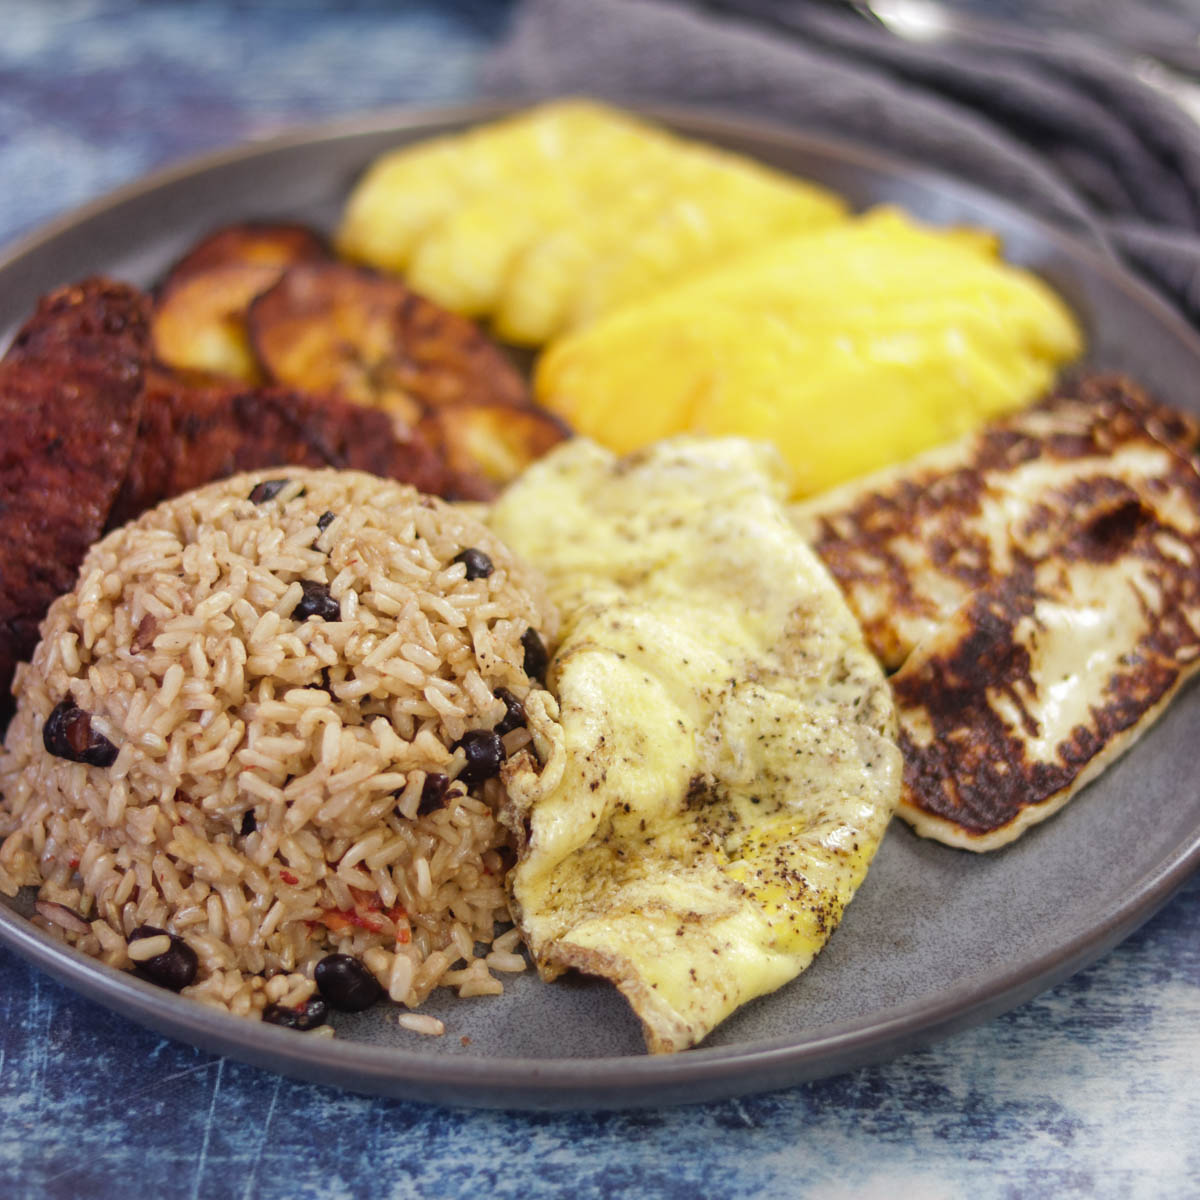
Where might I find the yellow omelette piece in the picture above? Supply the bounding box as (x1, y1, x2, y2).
(535, 208, 1083, 497)
(337, 100, 847, 343)
(491, 437, 901, 1053)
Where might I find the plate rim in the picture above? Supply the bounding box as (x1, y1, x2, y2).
(2, 98, 1199, 1109)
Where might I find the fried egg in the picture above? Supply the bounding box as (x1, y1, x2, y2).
(490, 437, 901, 1052)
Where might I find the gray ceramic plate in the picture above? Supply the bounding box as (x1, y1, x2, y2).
(1, 102, 1199, 1111)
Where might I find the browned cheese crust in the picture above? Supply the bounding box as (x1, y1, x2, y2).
(0, 279, 151, 718)
(793, 374, 1200, 849)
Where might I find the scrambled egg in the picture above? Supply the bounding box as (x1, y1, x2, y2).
(491, 437, 901, 1052)
(535, 209, 1083, 497)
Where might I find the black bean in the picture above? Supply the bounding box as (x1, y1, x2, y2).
(129, 925, 198, 992)
(521, 627, 549, 680)
(494, 687, 526, 736)
(291, 579, 340, 622)
(306, 666, 333, 694)
(453, 547, 494, 580)
(311, 511, 337, 551)
(42, 698, 118, 767)
(456, 729, 505, 787)
(263, 996, 328, 1031)
(240, 810, 257, 836)
(418, 772, 449, 816)
(314, 953, 383, 1013)
(248, 478, 289, 503)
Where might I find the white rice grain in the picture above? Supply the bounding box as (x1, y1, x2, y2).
(397, 1013, 444, 1037)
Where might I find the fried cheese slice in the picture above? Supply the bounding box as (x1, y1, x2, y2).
(792, 374, 1200, 849)
(492, 437, 901, 1052)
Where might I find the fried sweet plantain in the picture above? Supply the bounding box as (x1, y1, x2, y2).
(161, 221, 330, 284)
(247, 261, 529, 426)
(0, 279, 150, 719)
(417, 401, 570, 487)
(152, 223, 334, 382)
(151, 263, 282, 382)
(108, 365, 460, 526)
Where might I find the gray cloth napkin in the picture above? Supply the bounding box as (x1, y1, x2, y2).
(481, 0, 1200, 325)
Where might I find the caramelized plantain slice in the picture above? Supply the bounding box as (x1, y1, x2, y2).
(152, 223, 333, 382)
(161, 221, 330, 286)
(418, 401, 571, 487)
(152, 263, 282, 382)
(247, 261, 529, 427)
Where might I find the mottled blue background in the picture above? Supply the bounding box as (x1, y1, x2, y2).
(0, 3, 1198, 1197)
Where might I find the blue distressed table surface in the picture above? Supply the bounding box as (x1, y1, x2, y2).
(0, 3, 1197, 1197)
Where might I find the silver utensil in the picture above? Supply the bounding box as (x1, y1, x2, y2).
(838, 0, 1200, 121)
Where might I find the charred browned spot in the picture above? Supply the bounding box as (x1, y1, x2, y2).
(1067, 496, 1151, 563)
(1045, 432, 1103, 459)
(683, 774, 726, 812)
(972, 427, 1042, 473)
(892, 567, 1036, 700)
(893, 564, 1064, 833)
(808, 477, 963, 666)
(896, 559, 1191, 837)
(1066, 373, 1200, 455)
(858, 618, 909, 671)
(928, 530, 992, 588)
(903, 645, 1183, 838)
(804, 372, 1200, 669)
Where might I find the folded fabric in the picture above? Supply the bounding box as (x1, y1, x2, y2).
(481, 0, 1200, 326)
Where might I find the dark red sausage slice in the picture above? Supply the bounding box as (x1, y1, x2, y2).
(0, 279, 150, 723)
